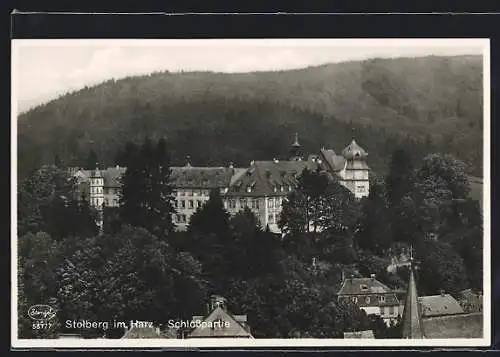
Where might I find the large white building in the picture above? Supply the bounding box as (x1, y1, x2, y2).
(71, 135, 370, 233)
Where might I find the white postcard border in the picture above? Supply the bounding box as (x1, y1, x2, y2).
(11, 38, 491, 349)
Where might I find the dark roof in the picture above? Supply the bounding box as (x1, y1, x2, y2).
(338, 277, 393, 296)
(188, 306, 253, 338)
(418, 294, 465, 317)
(422, 312, 483, 338)
(169, 166, 236, 189)
(341, 139, 368, 160)
(225, 160, 318, 197)
(343, 330, 375, 339)
(319, 149, 346, 172)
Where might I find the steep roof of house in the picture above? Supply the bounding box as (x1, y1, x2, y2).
(401, 266, 425, 339)
(188, 306, 253, 338)
(319, 149, 346, 172)
(338, 277, 393, 296)
(170, 166, 235, 189)
(224, 160, 318, 197)
(421, 312, 483, 338)
(418, 294, 465, 317)
(343, 330, 375, 339)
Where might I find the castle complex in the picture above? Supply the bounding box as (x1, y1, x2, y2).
(71, 135, 370, 233)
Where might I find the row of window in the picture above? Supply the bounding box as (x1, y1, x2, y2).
(225, 198, 260, 210)
(177, 199, 204, 210)
(350, 295, 387, 304)
(176, 189, 211, 197)
(175, 214, 188, 223)
(90, 198, 119, 207)
(90, 186, 119, 195)
(267, 197, 283, 208)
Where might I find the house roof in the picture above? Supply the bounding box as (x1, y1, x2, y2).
(224, 160, 318, 197)
(421, 312, 483, 338)
(338, 277, 393, 296)
(188, 306, 253, 338)
(170, 166, 236, 189)
(418, 294, 465, 317)
(343, 330, 375, 339)
(319, 149, 346, 172)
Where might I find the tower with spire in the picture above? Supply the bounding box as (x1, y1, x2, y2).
(290, 133, 302, 161)
(339, 136, 370, 198)
(401, 247, 425, 339)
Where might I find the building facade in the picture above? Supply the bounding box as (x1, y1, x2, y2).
(337, 275, 403, 326)
(71, 135, 370, 233)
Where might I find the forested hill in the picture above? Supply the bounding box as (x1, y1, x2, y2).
(17, 55, 483, 179)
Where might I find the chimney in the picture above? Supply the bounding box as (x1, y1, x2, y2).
(185, 155, 192, 167)
(228, 161, 234, 169)
(341, 270, 345, 282)
(370, 274, 376, 280)
(440, 289, 445, 297)
(116, 165, 119, 169)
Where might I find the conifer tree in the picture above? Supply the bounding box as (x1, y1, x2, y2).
(84, 149, 98, 170)
(118, 138, 176, 238)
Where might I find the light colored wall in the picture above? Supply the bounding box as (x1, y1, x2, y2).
(360, 306, 380, 316)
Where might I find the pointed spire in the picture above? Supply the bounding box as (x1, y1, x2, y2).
(401, 247, 425, 339)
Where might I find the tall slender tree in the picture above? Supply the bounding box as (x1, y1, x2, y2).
(118, 138, 176, 238)
(84, 149, 98, 170)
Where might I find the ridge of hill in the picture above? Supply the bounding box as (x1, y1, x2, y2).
(17, 55, 483, 179)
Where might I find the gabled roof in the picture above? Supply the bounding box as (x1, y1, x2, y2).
(224, 160, 318, 197)
(343, 330, 375, 339)
(337, 277, 393, 296)
(170, 166, 235, 189)
(418, 294, 465, 317)
(319, 149, 346, 172)
(401, 266, 425, 339)
(188, 306, 253, 338)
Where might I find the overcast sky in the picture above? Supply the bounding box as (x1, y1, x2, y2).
(12, 39, 487, 113)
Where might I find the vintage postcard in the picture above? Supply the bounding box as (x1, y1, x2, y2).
(11, 38, 491, 348)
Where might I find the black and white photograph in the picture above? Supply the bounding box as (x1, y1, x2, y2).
(11, 38, 490, 348)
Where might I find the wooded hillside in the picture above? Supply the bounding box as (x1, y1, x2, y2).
(17, 55, 483, 179)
